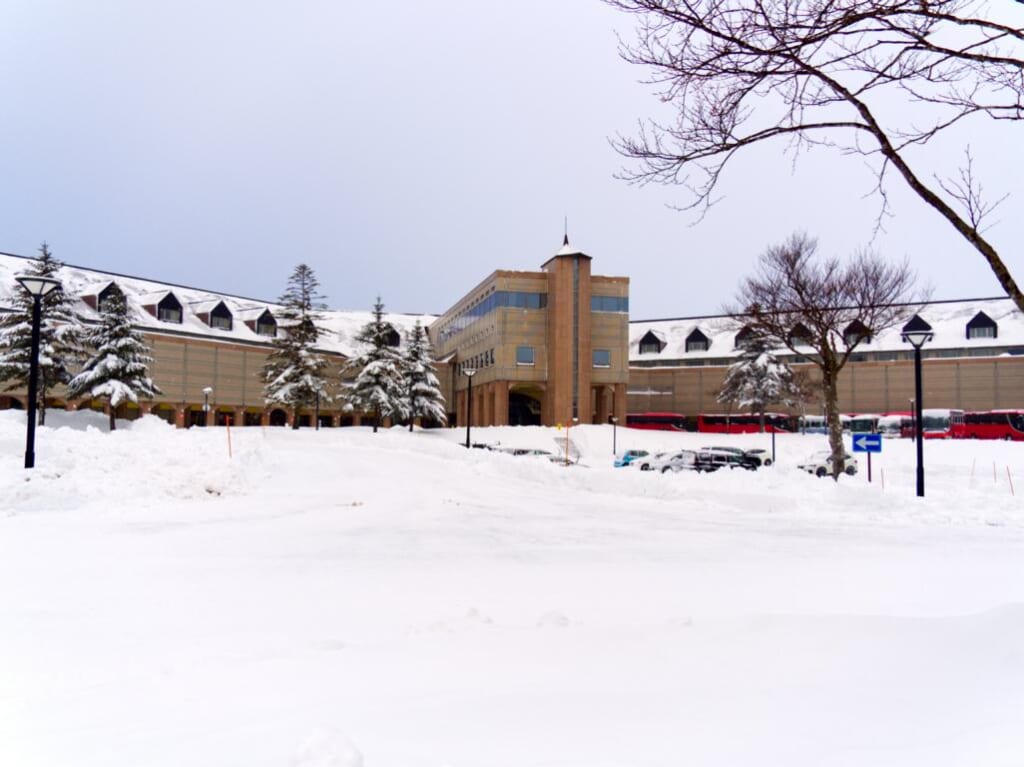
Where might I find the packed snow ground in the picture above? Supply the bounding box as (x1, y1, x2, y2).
(2, 411, 1023, 766)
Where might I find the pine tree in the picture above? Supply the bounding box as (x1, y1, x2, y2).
(718, 331, 805, 432)
(345, 296, 406, 433)
(262, 264, 331, 429)
(401, 320, 447, 431)
(66, 283, 160, 431)
(0, 242, 85, 424)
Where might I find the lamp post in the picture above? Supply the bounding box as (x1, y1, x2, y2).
(901, 316, 933, 498)
(15, 275, 62, 469)
(464, 368, 476, 448)
(202, 386, 212, 427)
(909, 398, 916, 444)
(566, 416, 579, 466)
(611, 415, 618, 455)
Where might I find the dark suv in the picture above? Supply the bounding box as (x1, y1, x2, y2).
(695, 448, 760, 472)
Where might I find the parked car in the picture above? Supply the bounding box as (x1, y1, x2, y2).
(645, 449, 699, 473)
(744, 448, 772, 467)
(697, 447, 761, 471)
(614, 449, 651, 468)
(798, 451, 858, 477)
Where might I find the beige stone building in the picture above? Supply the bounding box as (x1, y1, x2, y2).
(430, 238, 630, 427)
(1, 249, 1022, 429)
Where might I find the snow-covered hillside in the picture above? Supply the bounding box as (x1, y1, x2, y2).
(2, 411, 1023, 766)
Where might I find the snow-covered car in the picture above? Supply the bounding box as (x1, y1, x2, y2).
(697, 447, 761, 471)
(614, 449, 650, 468)
(702, 445, 771, 467)
(798, 451, 858, 477)
(644, 449, 699, 474)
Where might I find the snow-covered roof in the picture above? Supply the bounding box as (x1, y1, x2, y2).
(630, 297, 1024, 363)
(137, 289, 179, 305)
(189, 299, 228, 314)
(0, 252, 436, 358)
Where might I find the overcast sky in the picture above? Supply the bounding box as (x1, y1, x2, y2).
(1, 0, 1021, 320)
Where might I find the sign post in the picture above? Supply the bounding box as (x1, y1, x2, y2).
(851, 432, 882, 482)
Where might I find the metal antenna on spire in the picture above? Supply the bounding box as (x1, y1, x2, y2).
(563, 216, 569, 247)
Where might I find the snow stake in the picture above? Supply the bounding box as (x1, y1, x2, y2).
(1008, 466, 1015, 497)
(226, 415, 233, 459)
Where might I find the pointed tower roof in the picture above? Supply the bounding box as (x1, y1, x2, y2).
(542, 233, 591, 269)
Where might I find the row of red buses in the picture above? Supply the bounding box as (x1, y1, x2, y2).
(696, 413, 793, 434)
(963, 410, 1024, 440)
(898, 409, 966, 439)
(625, 412, 688, 431)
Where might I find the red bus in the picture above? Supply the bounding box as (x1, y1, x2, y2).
(964, 410, 1024, 441)
(625, 412, 687, 431)
(697, 413, 793, 434)
(901, 408, 966, 439)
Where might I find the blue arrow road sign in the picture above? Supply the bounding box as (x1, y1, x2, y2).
(852, 432, 882, 453)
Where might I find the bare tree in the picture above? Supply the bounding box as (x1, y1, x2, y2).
(730, 233, 922, 478)
(608, 0, 1024, 312)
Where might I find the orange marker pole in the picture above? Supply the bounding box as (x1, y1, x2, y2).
(226, 415, 233, 459)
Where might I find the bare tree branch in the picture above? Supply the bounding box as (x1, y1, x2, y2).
(607, 0, 1024, 311)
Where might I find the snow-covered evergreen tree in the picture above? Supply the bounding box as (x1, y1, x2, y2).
(262, 264, 331, 429)
(0, 242, 85, 424)
(718, 331, 805, 432)
(344, 296, 405, 433)
(66, 282, 160, 431)
(400, 320, 447, 431)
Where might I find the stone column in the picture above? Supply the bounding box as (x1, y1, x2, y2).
(613, 383, 627, 424)
(176, 408, 187, 429)
(494, 382, 509, 426)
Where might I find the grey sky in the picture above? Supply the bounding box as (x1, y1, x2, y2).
(1, 0, 1020, 320)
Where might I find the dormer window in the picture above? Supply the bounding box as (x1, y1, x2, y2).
(256, 313, 276, 337)
(734, 326, 755, 350)
(843, 319, 871, 346)
(96, 283, 119, 313)
(209, 302, 233, 331)
(384, 327, 401, 347)
(789, 323, 812, 346)
(157, 294, 183, 324)
(638, 330, 664, 355)
(685, 328, 710, 353)
(966, 311, 997, 340)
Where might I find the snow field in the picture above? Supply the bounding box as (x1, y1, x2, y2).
(1, 411, 1023, 766)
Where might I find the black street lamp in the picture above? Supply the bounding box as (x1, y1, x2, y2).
(611, 415, 618, 455)
(15, 275, 62, 469)
(464, 368, 477, 448)
(901, 315, 933, 498)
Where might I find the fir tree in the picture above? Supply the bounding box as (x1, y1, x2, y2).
(262, 264, 331, 429)
(66, 283, 160, 431)
(345, 296, 405, 433)
(401, 320, 447, 431)
(0, 242, 85, 425)
(718, 330, 806, 432)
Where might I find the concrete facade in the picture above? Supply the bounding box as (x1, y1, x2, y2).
(430, 239, 630, 428)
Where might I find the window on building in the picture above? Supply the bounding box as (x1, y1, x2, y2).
(685, 329, 710, 353)
(256, 312, 277, 337)
(384, 327, 401, 347)
(158, 306, 182, 323)
(593, 349, 611, 368)
(843, 320, 871, 346)
(966, 311, 997, 340)
(210, 303, 233, 331)
(591, 295, 629, 313)
(516, 346, 535, 365)
(638, 330, 663, 355)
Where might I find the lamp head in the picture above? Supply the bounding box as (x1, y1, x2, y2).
(901, 315, 933, 349)
(464, 368, 477, 378)
(16, 275, 62, 298)
(202, 386, 213, 395)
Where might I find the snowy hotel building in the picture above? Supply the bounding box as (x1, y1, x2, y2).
(1, 246, 1023, 426)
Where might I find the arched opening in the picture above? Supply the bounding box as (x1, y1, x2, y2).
(296, 412, 312, 428)
(243, 408, 263, 426)
(268, 408, 288, 427)
(0, 395, 24, 410)
(186, 405, 207, 428)
(215, 407, 235, 426)
(150, 403, 176, 425)
(339, 415, 355, 427)
(509, 385, 543, 426)
(114, 401, 141, 421)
